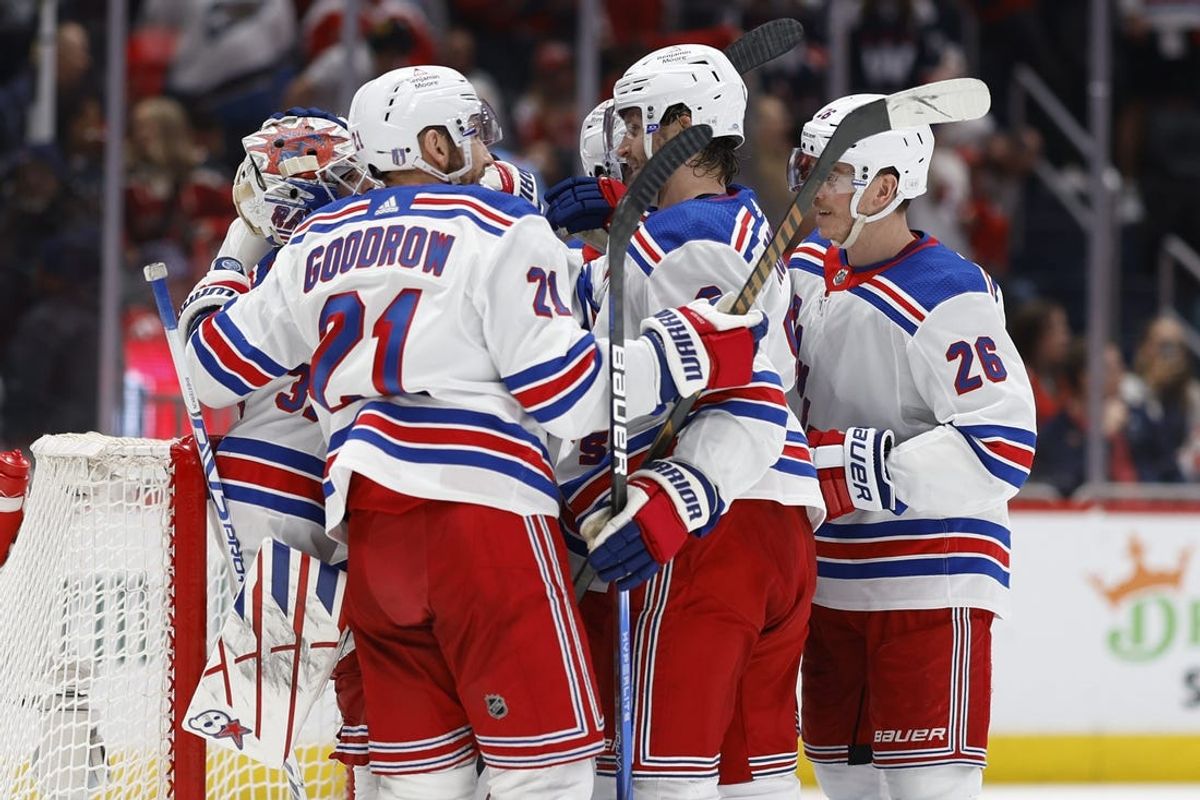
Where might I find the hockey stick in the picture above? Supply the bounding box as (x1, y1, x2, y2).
(604, 124, 715, 800)
(144, 263, 310, 800)
(724, 17, 804, 74)
(640, 77, 992, 465)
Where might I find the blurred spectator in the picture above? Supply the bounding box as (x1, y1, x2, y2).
(1011, 298, 1072, 426)
(285, 0, 436, 114)
(907, 140, 972, 257)
(165, 0, 298, 161)
(0, 228, 100, 451)
(441, 26, 508, 139)
(126, 26, 179, 105)
(1122, 315, 1200, 482)
(848, 0, 961, 95)
(124, 97, 234, 290)
(1030, 338, 1136, 495)
(511, 40, 578, 183)
(0, 20, 93, 152)
(745, 93, 798, 225)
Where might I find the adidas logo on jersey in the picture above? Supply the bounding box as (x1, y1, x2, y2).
(374, 196, 399, 216)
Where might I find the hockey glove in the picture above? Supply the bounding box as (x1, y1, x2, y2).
(544, 176, 626, 235)
(641, 294, 769, 404)
(808, 427, 902, 520)
(178, 257, 252, 338)
(584, 459, 724, 591)
(0, 449, 30, 567)
(481, 160, 541, 208)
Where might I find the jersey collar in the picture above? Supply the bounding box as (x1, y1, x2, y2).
(823, 231, 937, 293)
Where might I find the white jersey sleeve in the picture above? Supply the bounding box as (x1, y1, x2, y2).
(889, 291, 1037, 515)
(214, 217, 272, 271)
(185, 256, 307, 410)
(477, 215, 666, 441)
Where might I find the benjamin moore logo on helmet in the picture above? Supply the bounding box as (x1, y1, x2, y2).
(660, 47, 689, 63)
(408, 67, 438, 89)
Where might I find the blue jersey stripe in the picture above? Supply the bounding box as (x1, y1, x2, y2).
(772, 458, 817, 479)
(956, 423, 1038, 447)
(504, 335, 597, 390)
(820, 517, 1010, 546)
(213, 304, 288, 378)
(693, 399, 789, 427)
(192, 329, 256, 397)
(408, 207, 507, 237)
(959, 432, 1029, 489)
(223, 482, 326, 526)
(847, 285, 918, 335)
(817, 555, 1009, 586)
(526, 356, 601, 424)
(348, 428, 558, 500)
(359, 401, 551, 459)
(218, 436, 325, 477)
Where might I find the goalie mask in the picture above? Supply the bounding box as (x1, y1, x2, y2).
(789, 93, 934, 249)
(234, 114, 373, 246)
(348, 65, 501, 185)
(608, 44, 746, 160)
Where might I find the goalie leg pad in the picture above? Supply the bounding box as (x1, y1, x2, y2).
(184, 539, 347, 768)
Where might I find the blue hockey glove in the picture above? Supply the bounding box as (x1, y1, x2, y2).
(584, 459, 724, 591)
(545, 176, 626, 234)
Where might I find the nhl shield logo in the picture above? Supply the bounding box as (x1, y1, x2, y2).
(833, 267, 850, 286)
(485, 694, 509, 720)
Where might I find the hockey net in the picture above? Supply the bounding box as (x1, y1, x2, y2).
(0, 433, 347, 798)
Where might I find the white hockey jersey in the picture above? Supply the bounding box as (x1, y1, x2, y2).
(558, 187, 823, 538)
(186, 184, 675, 532)
(788, 232, 1037, 617)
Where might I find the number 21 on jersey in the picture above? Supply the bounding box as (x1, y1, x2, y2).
(310, 289, 422, 410)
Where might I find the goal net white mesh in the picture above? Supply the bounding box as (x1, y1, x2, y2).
(0, 433, 346, 798)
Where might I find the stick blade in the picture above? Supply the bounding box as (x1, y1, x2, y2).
(724, 18, 805, 74)
(885, 77, 991, 128)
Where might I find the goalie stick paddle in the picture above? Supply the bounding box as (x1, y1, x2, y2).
(605, 123, 714, 800)
(144, 264, 310, 800)
(723, 17, 804, 74)
(640, 78, 993, 476)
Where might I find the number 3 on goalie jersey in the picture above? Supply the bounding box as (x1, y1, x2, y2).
(946, 336, 1007, 395)
(310, 289, 422, 410)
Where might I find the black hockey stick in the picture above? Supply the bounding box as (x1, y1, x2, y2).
(602, 123, 713, 800)
(640, 78, 993, 470)
(724, 17, 804, 74)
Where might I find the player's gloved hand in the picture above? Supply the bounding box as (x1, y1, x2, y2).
(808, 427, 902, 520)
(481, 160, 541, 208)
(641, 293, 768, 403)
(583, 459, 724, 590)
(0, 449, 31, 567)
(178, 257, 251, 338)
(544, 176, 626, 234)
(268, 107, 346, 127)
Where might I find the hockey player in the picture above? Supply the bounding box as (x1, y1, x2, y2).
(179, 65, 768, 800)
(785, 94, 1036, 800)
(548, 45, 824, 800)
(194, 107, 384, 797)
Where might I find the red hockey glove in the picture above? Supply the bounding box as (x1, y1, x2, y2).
(641, 294, 768, 404)
(808, 427, 901, 521)
(583, 459, 724, 591)
(0, 449, 31, 567)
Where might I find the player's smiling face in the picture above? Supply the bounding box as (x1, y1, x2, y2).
(812, 163, 858, 242)
(616, 109, 647, 179)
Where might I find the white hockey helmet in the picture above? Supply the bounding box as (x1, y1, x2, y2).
(234, 112, 373, 246)
(610, 43, 747, 159)
(579, 99, 624, 177)
(348, 65, 501, 184)
(789, 93, 934, 247)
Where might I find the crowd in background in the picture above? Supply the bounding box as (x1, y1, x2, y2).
(0, 0, 1198, 496)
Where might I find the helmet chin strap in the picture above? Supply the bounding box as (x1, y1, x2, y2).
(832, 186, 904, 251)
